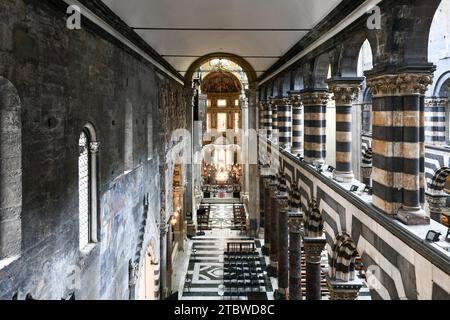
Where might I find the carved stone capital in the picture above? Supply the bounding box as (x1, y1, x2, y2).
(300, 91, 330, 106)
(276, 196, 290, 210)
(89, 142, 100, 154)
(366, 73, 433, 97)
(288, 213, 303, 234)
(288, 91, 302, 109)
(303, 237, 326, 264)
(271, 97, 290, 107)
(328, 84, 361, 105)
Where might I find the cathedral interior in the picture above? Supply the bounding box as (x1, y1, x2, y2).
(1, 0, 450, 301)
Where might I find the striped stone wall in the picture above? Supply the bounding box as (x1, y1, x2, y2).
(260, 136, 450, 300)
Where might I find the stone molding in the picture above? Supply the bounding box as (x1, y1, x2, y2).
(303, 238, 326, 264)
(300, 91, 330, 106)
(366, 73, 433, 96)
(288, 215, 303, 234)
(89, 142, 100, 153)
(328, 83, 361, 105)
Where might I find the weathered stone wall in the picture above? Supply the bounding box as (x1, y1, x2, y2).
(0, 0, 185, 299)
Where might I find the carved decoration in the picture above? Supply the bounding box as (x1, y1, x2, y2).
(328, 84, 360, 105)
(288, 92, 303, 108)
(300, 91, 330, 106)
(288, 217, 303, 234)
(89, 142, 100, 153)
(201, 72, 242, 93)
(366, 73, 433, 97)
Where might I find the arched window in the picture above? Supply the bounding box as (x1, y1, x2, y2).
(78, 124, 99, 251)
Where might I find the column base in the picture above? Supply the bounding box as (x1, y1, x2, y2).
(333, 171, 354, 183)
(290, 149, 302, 157)
(397, 206, 430, 226)
(305, 157, 325, 166)
(274, 288, 288, 300)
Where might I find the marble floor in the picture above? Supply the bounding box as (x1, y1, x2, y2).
(178, 204, 272, 300)
(174, 203, 371, 300)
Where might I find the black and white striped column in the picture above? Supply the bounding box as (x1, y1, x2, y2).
(270, 98, 279, 144)
(367, 72, 433, 225)
(289, 91, 303, 156)
(276, 98, 292, 149)
(327, 78, 363, 183)
(425, 98, 447, 145)
(262, 101, 273, 139)
(300, 90, 329, 165)
(259, 101, 265, 132)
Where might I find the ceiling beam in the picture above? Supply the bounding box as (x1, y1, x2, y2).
(259, 0, 382, 85)
(163, 55, 280, 59)
(132, 27, 312, 32)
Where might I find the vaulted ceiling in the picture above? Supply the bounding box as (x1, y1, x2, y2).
(101, 0, 343, 79)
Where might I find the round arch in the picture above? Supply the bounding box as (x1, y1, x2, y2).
(184, 52, 258, 87)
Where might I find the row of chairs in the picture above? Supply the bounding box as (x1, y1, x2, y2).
(223, 242, 266, 298)
(232, 204, 247, 230)
(197, 204, 211, 230)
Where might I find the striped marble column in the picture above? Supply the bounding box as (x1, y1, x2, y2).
(289, 91, 304, 156)
(367, 72, 433, 225)
(425, 98, 447, 145)
(262, 101, 273, 139)
(275, 195, 290, 300)
(259, 101, 265, 132)
(270, 98, 279, 144)
(327, 78, 363, 182)
(276, 98, 292, 149)
(300, 89, 329, 165)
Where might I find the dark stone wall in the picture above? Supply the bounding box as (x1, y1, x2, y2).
(0, 0, 185, 299)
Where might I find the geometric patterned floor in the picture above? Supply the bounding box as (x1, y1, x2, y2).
(181, 204, 272, 300)
(179, 203, 371, 300)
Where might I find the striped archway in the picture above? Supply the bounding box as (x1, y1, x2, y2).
(329, 233, 359, 282)
(428, 167, 450, 193)
(304, 199, 323, 238)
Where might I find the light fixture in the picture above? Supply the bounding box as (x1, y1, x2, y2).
(426, 230, 441, 242)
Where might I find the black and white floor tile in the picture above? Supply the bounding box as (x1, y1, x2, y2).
(181, 204, 271, 300)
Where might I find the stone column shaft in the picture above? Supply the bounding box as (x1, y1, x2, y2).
(289, 91, 303, 156)
(261, 174, 272, 256)
(275, 196, 290, 300)
(267, 181, 279, 277)
(300, 90, 329, 165)
(367, 72, 432, 225)
(303, 237, 326, 300)
(270, 98, 279, 144)
(289, 212, 303, 300)
(425, 98, 447, 145)
(276, 98, 292, 149)
(327, 78, 363, 183)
